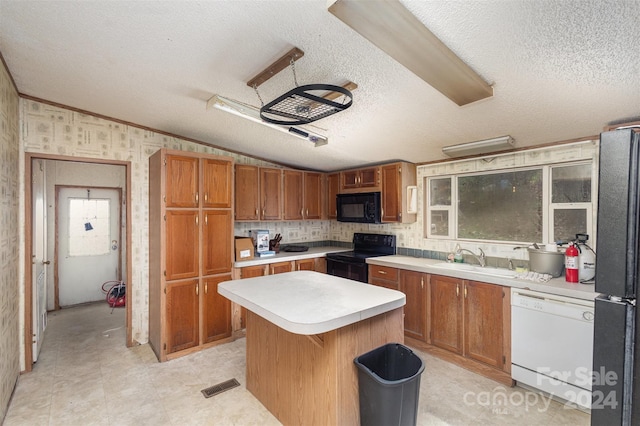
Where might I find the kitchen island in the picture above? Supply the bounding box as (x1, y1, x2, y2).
(218, 271, 406, 426)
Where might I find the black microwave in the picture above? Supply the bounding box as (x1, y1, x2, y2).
(336, 192, 382, 223)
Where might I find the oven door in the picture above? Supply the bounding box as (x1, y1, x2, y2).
(326, 257, 368, 283)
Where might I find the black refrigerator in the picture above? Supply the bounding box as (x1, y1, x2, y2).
(592, 128, 640, 425)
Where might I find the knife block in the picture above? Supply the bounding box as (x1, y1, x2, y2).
(269, 239, 280, 253)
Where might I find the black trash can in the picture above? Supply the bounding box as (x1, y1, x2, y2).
(354, 343, 424, 426)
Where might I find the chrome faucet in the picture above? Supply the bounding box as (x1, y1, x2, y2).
(457, 248, 486, 267)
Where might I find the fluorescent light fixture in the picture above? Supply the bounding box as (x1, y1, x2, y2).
(206, 95, 328, 147)
(328, 0, 493, 106)
(442, 136, 515, 158)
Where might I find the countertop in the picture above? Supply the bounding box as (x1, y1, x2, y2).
(233, 246, 349, 267)
(367, 255, 600, 301)
(218, 270, 406, 335)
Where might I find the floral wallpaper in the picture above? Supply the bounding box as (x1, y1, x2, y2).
(0, 58, 20, 422)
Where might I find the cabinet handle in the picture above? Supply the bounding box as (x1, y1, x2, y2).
(255, 208, 259, 217)
(464, 286, 468, 298)
(204, 193, 208, 202)
(195, 192, 199, 203)
(205, 282, 208, 294)
(306, 209, 308, 216)
(301, 208, 304, 217)
(456, 284, 459, 297)
(195, 284, 199, 296)
(195, 216, 199, 225)
(205, 215, 208, 225)
(421, 277, 424, 289)
(378, 270, 387, 275)
(262, 208, 265, 217)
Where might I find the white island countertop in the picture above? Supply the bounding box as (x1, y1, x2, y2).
(218, 270, 406, 335)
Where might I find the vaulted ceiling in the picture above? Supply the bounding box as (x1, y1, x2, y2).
(1, 0, 639, 171)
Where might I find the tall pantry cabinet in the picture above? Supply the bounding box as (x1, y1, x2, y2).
(149, 149, 234, 362)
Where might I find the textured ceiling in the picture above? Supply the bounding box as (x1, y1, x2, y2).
(1, 0, 639, 171)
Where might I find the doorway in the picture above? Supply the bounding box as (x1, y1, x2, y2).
(25, 154, 132, 371)
(56, 186, 122, 308)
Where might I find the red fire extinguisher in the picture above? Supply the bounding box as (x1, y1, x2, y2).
(565, 242, 579, 283)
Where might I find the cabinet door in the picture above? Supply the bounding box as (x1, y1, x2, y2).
(202, 210, 232, 275)
(166, 279, 199, 354)
(464, 281, 504, 369)
(235, 165, 260, 221)
(239, 266, 267, 329)
(203, 275, 232, 343)
(304, 172, 323, 219)
(327, 173, 340, 219)
(381, 164, 401, 222)
(202, 158, 232, 208)
(260, 168, 282, 220)
(430, 275, 463, 354)
(166, 155, 199, 207)
(295, 258, 316, 271)
(165, 210, 199, 281)
(359, 167, 380, 188)
(400, 270, 428, 341)
(270, 261, 292, 274)
(283, 170, 304, 220)
(341, 170, 359, 190)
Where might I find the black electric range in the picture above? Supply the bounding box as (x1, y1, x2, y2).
(326, 233, 396, 283)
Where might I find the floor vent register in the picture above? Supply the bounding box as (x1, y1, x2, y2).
(201, 378, 240, 398)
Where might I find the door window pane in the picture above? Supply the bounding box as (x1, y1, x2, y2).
(458, 170, 542, 242)
(430, 178, 451, 206)
(430, 210, 449, 236)
(552, 164, 591, 203)
(553, 209, 587, 243)
(68, 198, 110, 256)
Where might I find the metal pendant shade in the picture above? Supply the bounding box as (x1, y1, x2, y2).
(260, 84, 353, 126)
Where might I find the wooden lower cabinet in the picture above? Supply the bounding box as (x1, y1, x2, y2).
(464, 280, 504, 369)
(429, 274, 510, 378)
(368, 265, 511, 385)
(430, 274, 463, 353)
(166, 279, 200, 354)
(399, 270, 428, 342)
(269, 261, 292, 275)
(295, 258, 316, 271)
(203, 275, 232, 343)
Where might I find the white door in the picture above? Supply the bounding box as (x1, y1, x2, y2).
(32, 159, 48, 361)
(57, 187, 121, 307)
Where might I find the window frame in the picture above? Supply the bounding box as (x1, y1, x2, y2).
(425, 160, 594, 245)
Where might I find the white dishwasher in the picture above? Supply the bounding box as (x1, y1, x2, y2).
(511, 288, 595, 410)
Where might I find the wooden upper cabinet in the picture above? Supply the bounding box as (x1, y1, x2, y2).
(430, 275, 463, 354)
(234, 165, 260, 221)
(327, 173, 340, 219)
(283, 170, 304, 220)
(166, 279, 199, 354)
(464, 281, 504, 369)
(165, 210, 199, 281)
(203, 275, 232, 344)
(304, 172, 323, 220)
(340, 166, 380, 191)
(202, 158, 232, 208)
(202, 210, 232, 276)
(166, 155, 199, 207)
(381, 162, 417, 223)
(381, 164, 401, 222)
(260, 168, 282, 220)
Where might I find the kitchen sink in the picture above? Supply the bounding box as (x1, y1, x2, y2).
(431, 262, 517, 278)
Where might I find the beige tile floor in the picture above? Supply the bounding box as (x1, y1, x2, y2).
(4, 303, 590, 426)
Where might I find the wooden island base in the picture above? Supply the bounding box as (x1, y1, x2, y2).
(246, 307, 405, 426)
